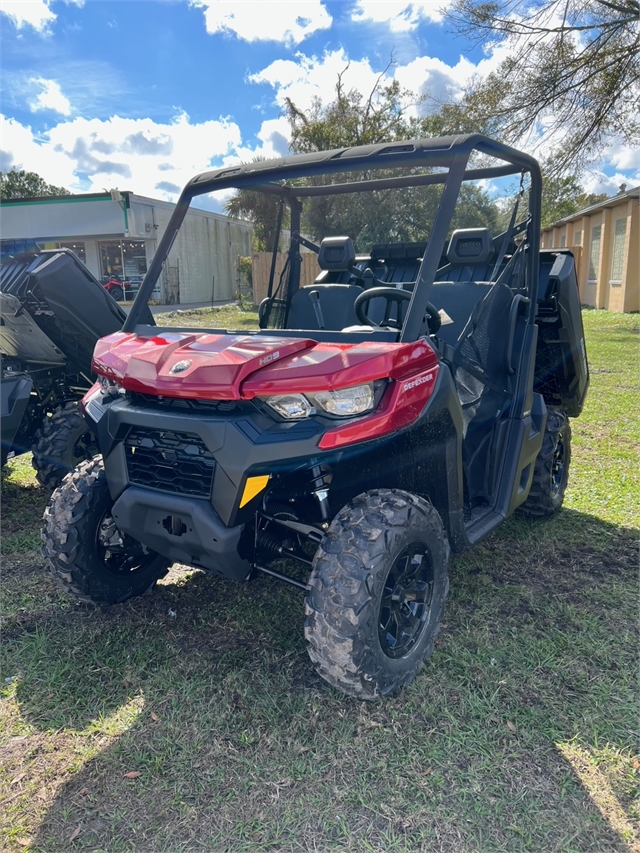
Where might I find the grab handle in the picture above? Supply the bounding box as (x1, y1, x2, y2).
(506, 295, 530, 375)
(309, 290, 325, 330)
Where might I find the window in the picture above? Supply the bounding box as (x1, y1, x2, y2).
(1, 239, 86, 264)
(0, 238, 39, 260)
(99, 240, 148, 297)
(122, 240, 148, 279)
(560, 235, 566, 247)
(610, 218, 627, 282)
(99, 240, 147, 281)
(99, 241, 124, 280)
(588, 225, 601, 281)
(574, 230, 582, 247)
(57, 241, 86, 262)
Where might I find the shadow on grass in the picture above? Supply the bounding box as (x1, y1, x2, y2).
(2, 510, 637, 852)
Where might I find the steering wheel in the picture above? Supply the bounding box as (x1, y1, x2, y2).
(354, 287, 442, 334)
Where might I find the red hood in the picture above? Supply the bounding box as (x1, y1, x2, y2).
(92, 331, 438, 400)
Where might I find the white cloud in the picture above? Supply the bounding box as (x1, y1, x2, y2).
(580, 141, 639, 194)
(351, 0, 451, 29)
(606, 142, 640, 175)
(190, 0, 331, 45)
(0, 0, 55, 31)
(0, 112, 246, 199)
(0, 110, 306, 205)
(250, 46, 511, 122)
(582, 170, 640, 197)
(394, 55, 475, 115)
(0, 0, 83, 32)
(29, 77, 72, 116)
(249, 49, 384, 112)
(0, 114, 78, 183)
(229, 116, 291, 162)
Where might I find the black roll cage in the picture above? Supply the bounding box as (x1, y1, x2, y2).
(123, 134, 542, 339)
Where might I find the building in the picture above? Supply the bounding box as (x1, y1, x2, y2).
(0, 191, 253, 303)
(541, 186, 639, 313)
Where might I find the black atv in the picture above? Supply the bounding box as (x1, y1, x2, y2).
(0, 249, 142, 488)
(42, 135, 589, 699)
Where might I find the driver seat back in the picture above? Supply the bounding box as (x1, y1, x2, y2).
(285, 284, 362, 330)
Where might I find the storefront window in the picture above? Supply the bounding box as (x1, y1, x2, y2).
(1, 239, 39, 260)
(99, 240, 148, 295)
(57, 241, 86, 262)
(122, 241, 148, 278)
(1, 239, 86, 263)
(99, 241, 125, 280)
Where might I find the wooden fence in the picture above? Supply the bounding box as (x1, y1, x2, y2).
(252, 252, 321, 305)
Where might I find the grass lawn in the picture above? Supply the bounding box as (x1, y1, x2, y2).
(1, 308, 638, 853)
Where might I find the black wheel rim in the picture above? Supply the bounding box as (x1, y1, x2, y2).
(551, 433, 565, 498)
(96, 511, 157, 576)
(378, 541, 434, 659)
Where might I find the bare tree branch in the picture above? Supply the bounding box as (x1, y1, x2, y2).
(446, 0, 640, 172)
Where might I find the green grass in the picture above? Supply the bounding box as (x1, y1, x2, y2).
(156, 303, 260, 331)
(1, 309, 638, 852)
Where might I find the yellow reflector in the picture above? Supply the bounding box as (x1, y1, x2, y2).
(239, 475, 270, 508)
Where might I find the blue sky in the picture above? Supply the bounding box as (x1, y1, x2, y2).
(1, 0, 637, 210)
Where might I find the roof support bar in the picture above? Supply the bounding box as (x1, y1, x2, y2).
(400, 152, 469, 342)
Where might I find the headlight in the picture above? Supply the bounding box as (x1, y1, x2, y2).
(309, 384, 375, 416)
(265, 393, 314, 420)
(263, 382, 382, 420)
(97, 375, 126, 396)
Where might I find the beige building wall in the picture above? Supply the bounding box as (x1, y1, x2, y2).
(541, 191, 639, 313)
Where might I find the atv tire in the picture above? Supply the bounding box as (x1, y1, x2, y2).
(519, 406, 571, 519)
(32, 402, 98, 491)
(305, 489, 449, 700)
(42, 457, 170, 604)
(110, 285, 124, 301)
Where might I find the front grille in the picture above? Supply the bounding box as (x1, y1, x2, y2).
(129, 392, 238, 414)
(124, 428, 215, 497)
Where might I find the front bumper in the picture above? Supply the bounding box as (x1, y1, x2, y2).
(83, 390, 339, 578)
(110, 486, 250, 579)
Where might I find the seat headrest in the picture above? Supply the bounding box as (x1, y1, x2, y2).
(318, 236, 356, 271)
(447, 228, 494, 265)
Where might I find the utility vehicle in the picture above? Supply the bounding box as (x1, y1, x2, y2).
(0, 249, 148, 488)
(43, 135, 589, 699)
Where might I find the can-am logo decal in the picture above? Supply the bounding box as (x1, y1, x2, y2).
(170, 360, 192, 374)
(259, 351, 280, 367)
(403, 372, 433, 392)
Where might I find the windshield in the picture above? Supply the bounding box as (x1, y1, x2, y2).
(123, 134, 541, 342)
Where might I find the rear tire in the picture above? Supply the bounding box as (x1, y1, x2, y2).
(32, 403, 97, 491)
(305, 489, 449, 700)
(42, 457, 169, 604)
(519, 406, 571, 518)
(110, 285, 124, 301)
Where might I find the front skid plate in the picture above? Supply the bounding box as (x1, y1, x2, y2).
(111, 486, 250, 579)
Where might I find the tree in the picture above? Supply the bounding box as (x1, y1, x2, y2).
(225, 65, 502, 252)
(224, 156, 289, 252)
(285, 63, 424, 152)
(224, 66, 422, 251)
(0, 169, 71, 200)
(283, 68, 500, 249)
(446, 0, 640, 172)
(540, 172, 609, 226)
